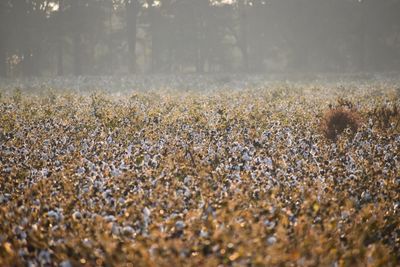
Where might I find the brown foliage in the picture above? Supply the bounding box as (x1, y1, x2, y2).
(1, 85, 399, 267)
(369, 103, 400, 132)
(336, 97, 355, 110)
(321, 107, 361, 141)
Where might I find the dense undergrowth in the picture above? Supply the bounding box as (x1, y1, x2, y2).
(0, 83, 399, 266)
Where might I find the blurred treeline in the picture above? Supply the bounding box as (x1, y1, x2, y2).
(0, 0, 399, 77)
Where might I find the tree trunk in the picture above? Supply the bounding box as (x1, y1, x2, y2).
(238, 0, 249, 72)
(195, 19, 203, 73)
(71, 0, 82, 76)
(195, 3, 206, 74)
(149, 2, 158, 73)
(22, 49, 35, 77)
(57, 0, 64, 76)
(73, 33, 82, 76)
(0, 5, 6, 77)
(0, 49, 6, 78)
(57, 42, 64, 76)
(356, 0, 370, 72)
(126, 0, 139, 74)
(107, 1, 114, 74)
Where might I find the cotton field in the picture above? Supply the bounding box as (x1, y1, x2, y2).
(0, 78, 399, 266)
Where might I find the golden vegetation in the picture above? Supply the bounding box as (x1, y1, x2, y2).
(0, 83, 399, 266)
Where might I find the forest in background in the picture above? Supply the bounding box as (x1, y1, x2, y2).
(0, 0, 400, 77)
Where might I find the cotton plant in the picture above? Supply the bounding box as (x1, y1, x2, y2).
(0, 82, 399, 266)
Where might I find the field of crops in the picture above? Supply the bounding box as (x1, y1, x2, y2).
(0, 79, 399, 266)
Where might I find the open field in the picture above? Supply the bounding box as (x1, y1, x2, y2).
(0, 79, 399, 266)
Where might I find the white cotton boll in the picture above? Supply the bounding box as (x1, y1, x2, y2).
(361, 191, 372, 202)
(199, 230, 209, 238)
(266, 236, 277, 245)
(72, 211, 82, 221)
(38, 250, 51, 265)
(265, 158, 273, 169)
(242, 152, 251, 162)
(111, 167, 121, 177)
(184, 187, 192, 198)
(143, 207, 151, 225)
(127, 144, 133, 157)
(76, 167, 85, 175)
(175, 220, 185, 230)
(121, 226, 134, 236)
(102, 189, 112, 199)
(47, 210, 61, 222)
(60, 260, 72, 267)
(184, 176, 192, 185)
(104, 215, 116, 223)
(109, 223, 119, 236)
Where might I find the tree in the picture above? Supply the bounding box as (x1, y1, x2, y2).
(70, 0, 83, 75)
(0, 1, 8, 77)
(237, 0, 249, 72)
(0, 0, 399, 76)
(56, 0, 64, 76)
(126, 0, 140, 73)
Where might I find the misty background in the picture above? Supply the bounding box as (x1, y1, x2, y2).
(0, 0, 400, 78)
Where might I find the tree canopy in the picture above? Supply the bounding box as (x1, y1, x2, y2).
(1, 0, 399, 77)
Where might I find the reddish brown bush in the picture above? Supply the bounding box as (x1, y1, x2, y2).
(321, 107, 361, 141)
